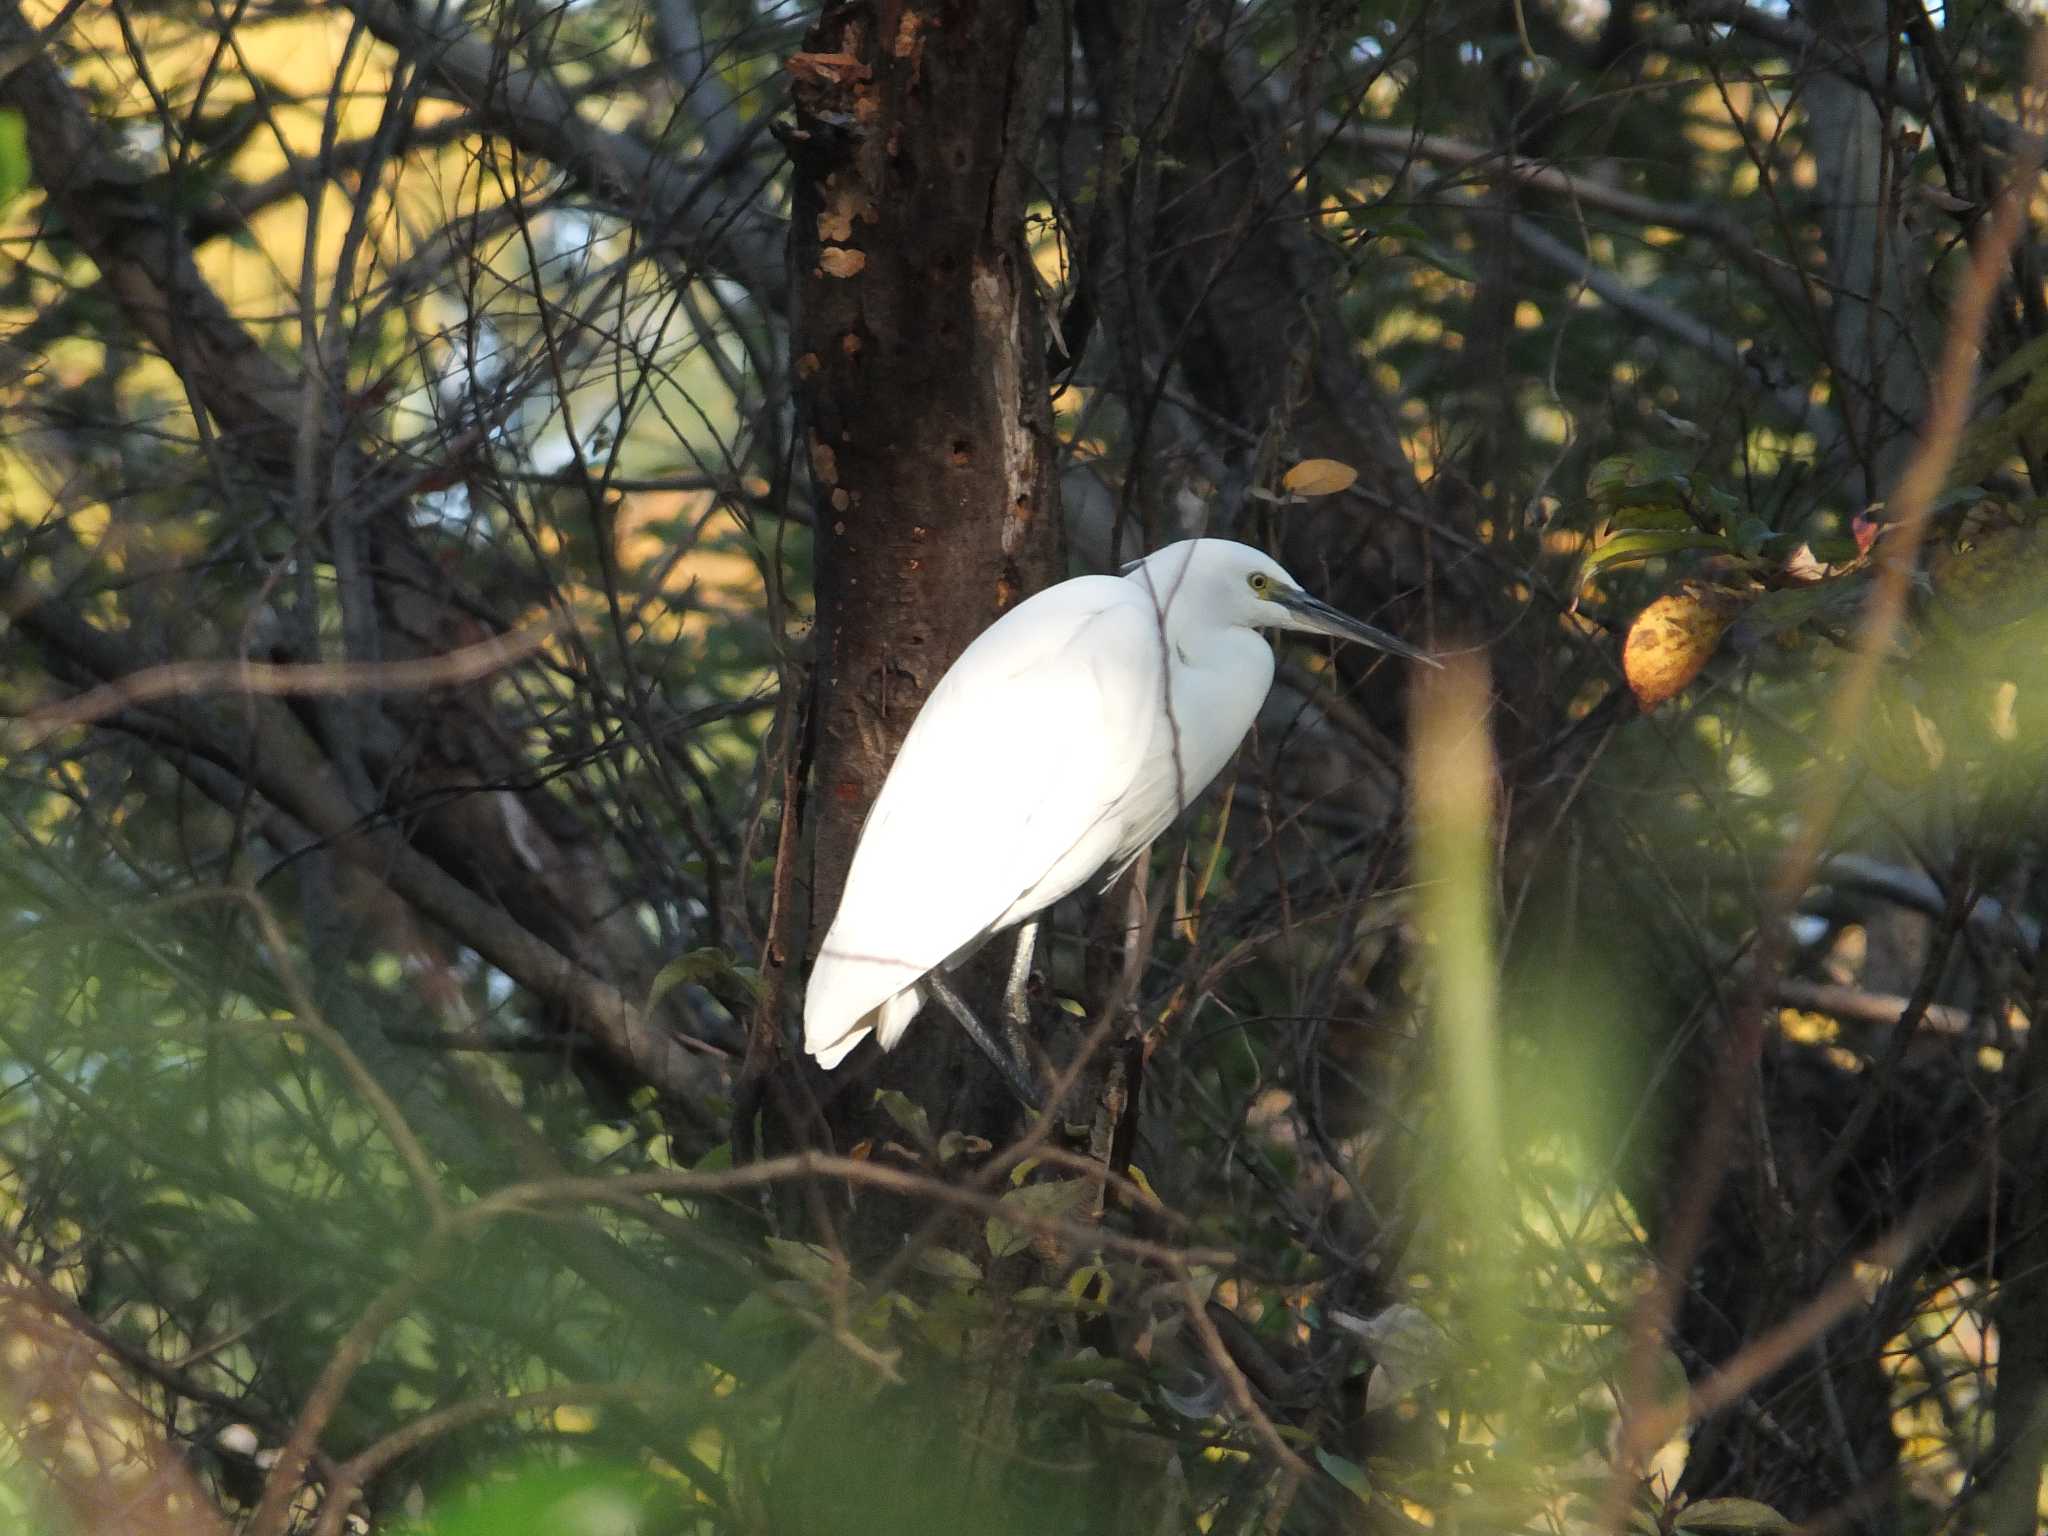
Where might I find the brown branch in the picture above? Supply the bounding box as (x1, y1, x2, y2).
(1772, 977, 1973, 1037)
(1178, 1271, 1311, 1479)
(0, 4, 310, 472)
(3, 616, 562, 752)
(459, 1157, 1232, 1270)
(0, 1257, 235, 1536)
(308, 1382, 680, 1536)
(337, 0, 785, 303)
(1622, 1172, 1984, 1456)
(247, 1253, 441, 1536)
(0, 560, 725, 1116)
(1339, 123, 1796, 288)
(1677, 0, 2016, 152)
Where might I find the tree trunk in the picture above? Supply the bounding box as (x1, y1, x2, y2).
(1801, 0, 1929, 502)
(780, 0, 1064, 1211)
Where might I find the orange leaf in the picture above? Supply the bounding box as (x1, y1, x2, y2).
(1622, 581, 1748, 709)
(1280, 458, 1358, 497)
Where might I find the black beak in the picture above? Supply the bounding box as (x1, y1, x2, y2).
(1274, 586, 1440, 667)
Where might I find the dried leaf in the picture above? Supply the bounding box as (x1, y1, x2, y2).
(1280, 458, 1359, 497)
(1623, 581, 1748, 709)
(785, 50, 871, 85)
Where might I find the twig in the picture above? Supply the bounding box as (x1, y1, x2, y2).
(1773, 976, 1972, 1036)
(1177, 1271, 1311, 1479)
(1621, 1172, 1982, 1455)
(3, 616, 563, 753)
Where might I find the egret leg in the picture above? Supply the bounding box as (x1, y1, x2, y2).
(926, 971, 1040, 1112)
(1002, 918, 1039, 1058)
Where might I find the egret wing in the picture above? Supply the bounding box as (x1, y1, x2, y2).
(804, 579, 1166, 1061)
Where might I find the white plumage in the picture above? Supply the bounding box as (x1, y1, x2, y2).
(803, 538, 1429, 1070)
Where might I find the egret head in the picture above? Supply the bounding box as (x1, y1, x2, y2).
(1123, 539, 1438, 666)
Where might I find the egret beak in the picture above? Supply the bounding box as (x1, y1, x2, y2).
(1274, 585, 1441, 667)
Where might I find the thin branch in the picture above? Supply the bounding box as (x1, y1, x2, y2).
(340, 0, 786, 304)
(1678, 0, 2017, 152)
(3, 615, 563, 752)
(1773, 976, 1973, 1036)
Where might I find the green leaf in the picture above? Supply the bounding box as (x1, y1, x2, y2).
(1012, 1283, 1108, 1314)
(646, 946, 759, 1011)
(912, 1245, 983, 1283)
(1731, 517, 1775, 556)
(764, 1237, 840, 1286)
(872, 1088, 933, 1149)
(1675, 1496, 1792, 1532)
(985, 1178, 1090, 1259)
(936, 1129, 992, 1163)
(418, 1461, 672, 1536)
(1976, 329, 2048, 396)
(723, 1288, 812, 1341)
(1599, 503, 1698, 532)
(1409, 242, 1478, 284)
(1587, 449, 1688, 508)
(0, 111, 28, 213)
(1574, 529, 1731, 599)
(1732, 578, 1868, 644)
(1314, 1448, 1373, 1505)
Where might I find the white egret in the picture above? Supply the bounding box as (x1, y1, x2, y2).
(803, 537, 1432, 1094)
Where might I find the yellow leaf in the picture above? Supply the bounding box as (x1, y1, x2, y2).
(1280, 458, 1358, 497)
(1622, 581, 1747, 709)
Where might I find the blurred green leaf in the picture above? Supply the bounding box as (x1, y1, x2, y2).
(913, 1245, 983, 1283)
(0, 111, 28, 212)
(1675, 1496, 1793, 1532)
(413, 1461, 675, 1536)
(1574, 529, 1731, 600)
(764, 1237, 840, 1286)
(873, 1088, 933, 1149)
(985, 1179, 1089, 1259)
(646, 946, 759, 1011)
(1315, 1448, 1373, 1504)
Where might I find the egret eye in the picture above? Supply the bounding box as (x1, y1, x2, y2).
(1248, 572, 1270, 594)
